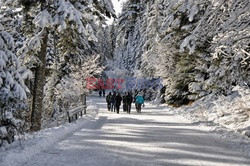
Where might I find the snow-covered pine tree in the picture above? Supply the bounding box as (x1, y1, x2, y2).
(0, 3, 28, 145)
(18, 0, 115, 130)
(112, 0, 249, 106)
(138, 0, 160, 78)
(42, 54, 103, 128)
(153, 0, 209, 105)
(97, 24, 116, 64)
(190, 0, 250, 96)
(112, 0, 145, 75)
(42, 0, 115, 127)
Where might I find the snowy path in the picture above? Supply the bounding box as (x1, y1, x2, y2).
(21, 94, 250, 166)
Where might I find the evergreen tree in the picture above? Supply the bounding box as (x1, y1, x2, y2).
(111, 0, 250, 106)
(18, 0, 115, 131)
(0, 3, 28, 145)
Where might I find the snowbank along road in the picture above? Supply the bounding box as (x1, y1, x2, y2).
(10, 94, 250, 166)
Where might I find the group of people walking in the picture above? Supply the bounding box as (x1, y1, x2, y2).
(105, 91, 144, 114)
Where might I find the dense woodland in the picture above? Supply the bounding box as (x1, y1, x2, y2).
(110, 0, 250, 105)
(0, 0, 249, 146)
(0, 0, 115, 146)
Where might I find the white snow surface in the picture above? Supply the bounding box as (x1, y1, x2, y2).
(172, 86, 250, 138)
(1, 92, 250, 166)
(0, 98, 99, 166)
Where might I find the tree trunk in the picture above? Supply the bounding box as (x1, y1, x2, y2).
(30, 28, 48, 131)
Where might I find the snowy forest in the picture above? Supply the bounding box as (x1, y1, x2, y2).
(0, 0, 250, 149)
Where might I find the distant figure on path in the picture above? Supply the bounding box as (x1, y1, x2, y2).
(115, 93, 122, 114)
(126, 92, 133, 114)
(122, 92, 128, 112)
(110, 92, 116, 112)
(106, 92, 112, 111)
(135, 93, 144, 113)
(103, 89, 105, 97)
(99, 90, 102, 97)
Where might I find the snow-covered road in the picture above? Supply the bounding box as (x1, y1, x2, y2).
(18, 94, 250, 165)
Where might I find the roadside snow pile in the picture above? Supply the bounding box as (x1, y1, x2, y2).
(173, 86, 250, 137)
(0, 101, 98, 166)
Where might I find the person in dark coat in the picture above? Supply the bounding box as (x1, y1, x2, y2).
(126, 92, 133, 114)
(110, 92, 116, 112)
(115, 93, 122, 114)
(102, 89, 105, 97)
(122, 92, 128, 112)
(106, 92, 112, 111)
(99, 90, 102, 97)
